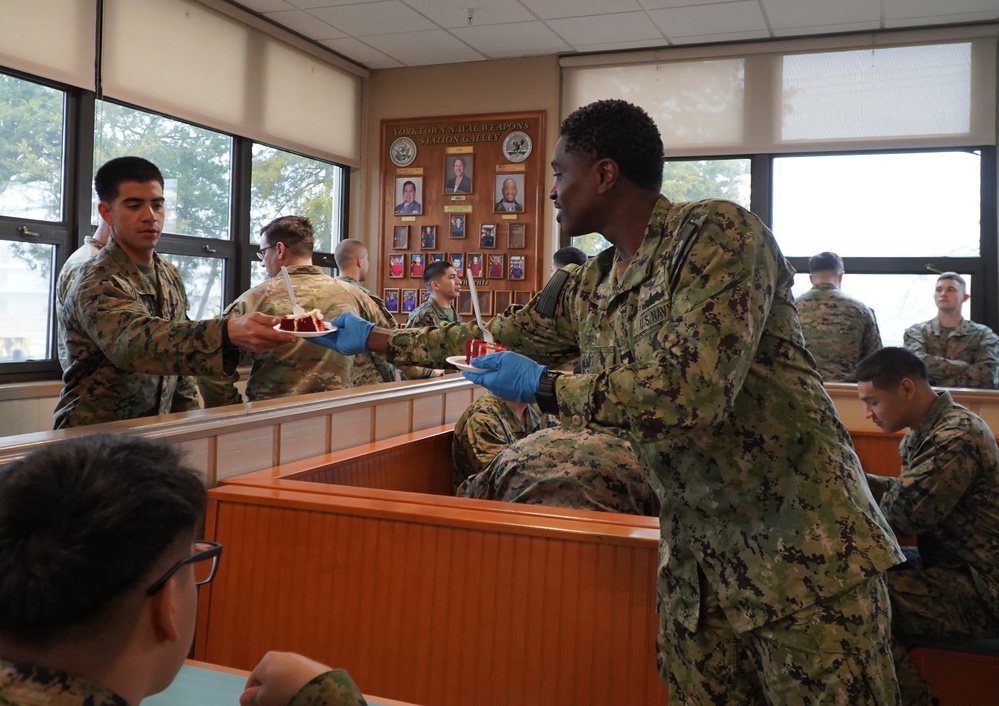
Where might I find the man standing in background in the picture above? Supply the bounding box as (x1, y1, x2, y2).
(795, 251, 881, 381)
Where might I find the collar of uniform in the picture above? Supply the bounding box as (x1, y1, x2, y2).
(902, 390, 956, 454)
(282, 264, 324, 276)
(0, 658, 129, 706)
(102, 238, 162, 297)
(812, 282, 837, 291)
(927, 317, 973, 337)
(613, 195, 673, 296)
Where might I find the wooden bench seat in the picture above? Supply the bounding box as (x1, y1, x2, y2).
(907, 638, 999, 705)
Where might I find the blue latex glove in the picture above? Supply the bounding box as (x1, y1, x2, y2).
(306, 311, 375, 355)
(463, 351, 546, 403)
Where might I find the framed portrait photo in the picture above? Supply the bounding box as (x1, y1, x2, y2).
(514, 290, 534, 305)
(409, 253, 425, 278)
(401, 288, 418, 314)
(448, 252, 465, 278)
(429, 252, 445, 263)
(476, 290, 493, 316)
(394, 177, 423, 216)
(392, 225, 409, 250)
(383, 288, 400, 313)
(388, 254, 405, 279)
(420, 289, 430, 304)
(494, 290, 512, 314)
(508, 255, 526, 281)
(508, 222, 526, 249)
(443, 154, 473, 194)
(466, 252, 484, 278)
(479, 224, 496, 249)
(449, 213, 466, 239)
(420, 225, 437, 250)
(494, 173, 525, 213)
(487, 253, 505, 279)
(457, 291, 473, 316)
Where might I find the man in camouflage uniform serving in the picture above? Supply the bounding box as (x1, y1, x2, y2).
(316, 99, 904, 704)
(55, 157, 294, 429)
(857, 347, 999, 705)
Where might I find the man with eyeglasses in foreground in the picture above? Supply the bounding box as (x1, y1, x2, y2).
(0, 434, 365, 706)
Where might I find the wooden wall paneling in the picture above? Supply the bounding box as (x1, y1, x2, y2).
(849, 431, 904, 477)
(279, 415, 329, 463)
(330, 407, 375, 451)
(374, 398, 414, 440)
(198, 485, 666, 706)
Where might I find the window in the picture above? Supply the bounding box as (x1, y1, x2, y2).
(94, 101, 232, 239)
(165, 254, 226, 320)
(772, 152, 980, 258)
(0, 241, 55, 362)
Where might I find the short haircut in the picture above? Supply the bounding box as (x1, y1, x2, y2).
(855, 347, 928, 389)
(559, 100, 665, 192)
(423, 260, 453, 288)
(808, 251, 844, 274)
(938, 271, 967, 288)
(553, 246, 588, 268)
(94, 156, 164, 203)
(0, 434, 205, 644)
(334, 238, 367, 270)
(260, 215, 315, 258)
(402, 180, 416, 192)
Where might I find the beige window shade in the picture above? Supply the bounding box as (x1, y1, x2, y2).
(562, 27, 996, 156)
(0, 0, 96, 90)
(101, 0, 362, 166)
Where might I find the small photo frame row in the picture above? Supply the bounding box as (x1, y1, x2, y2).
(394, 167, 525, 211)
(392, 222, 525, 249)
(383, 288, 535, 315)
(388, 253, 525, 280)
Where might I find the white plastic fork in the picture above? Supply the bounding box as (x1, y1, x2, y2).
(464, 269, 494, 343)
(280, 266, 306, 316)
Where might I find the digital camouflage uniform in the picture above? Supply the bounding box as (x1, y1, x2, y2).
(222, 266, 388, 401)
(55, 236, 103, 372)
(450, 392, 557, 490)
(0, 659, 367, 706)
(54, 240, 233, 429)
(795, 282, 882, 382)
(866, 391, 999, 705)
(405, 296, 460, 328)
(904, 318, 999, 389)
(458, 426, 658, 516)
(386, 196, 905, 704)
(337, 276, 402, 385)
(338, 276, 432, 383)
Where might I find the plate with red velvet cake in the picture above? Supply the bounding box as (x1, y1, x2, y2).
(446, 338, 505, 372)
(273, 309, 337, 338)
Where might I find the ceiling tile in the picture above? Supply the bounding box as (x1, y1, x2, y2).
(310, 0, 438, 35)
(760, 0, 879, 30)
(639, 0, 751, 8)
(649, 1, 768, 39)
(233, 0, 296, 13)
(448, 21, 573, 58)
(571, 37, 674, 53)
(262, 9, 346, 39)
(885, 0, 999, 22)
(887, 11, 999, 28)
(319, 36, 403, 64)
(401, 0, 537, 28)
(547, 12, 665, 46)
(362, 29, 484, 63)
(668, 28, 772, 44)
(519, 0, 645, 20)
(285, 0, 381, 8)
(772, 20, 880, 36)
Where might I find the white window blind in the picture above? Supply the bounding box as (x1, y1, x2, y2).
(562, 26, 997, 156)
(101, 0, 363, 166)
(0, 0, 96, 90)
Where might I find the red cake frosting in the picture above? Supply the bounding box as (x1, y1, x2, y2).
(464, 338, 505, 364)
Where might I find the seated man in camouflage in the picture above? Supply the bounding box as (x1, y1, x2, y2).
(221, 216, 395, 401)
(451, 392, 557, 491)
(904, 272, 999, 388)
(795, 251, 881, 381)
(458, 426, 658, 516)
(857, 347, 999, 705)
(0, 433, 363, 706)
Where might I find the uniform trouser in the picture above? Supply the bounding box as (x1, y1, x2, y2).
(659, 572, 900, 706)
(887, 556, 999, 706)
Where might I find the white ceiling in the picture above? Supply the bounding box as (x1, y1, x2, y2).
(230, 0, 999, 70)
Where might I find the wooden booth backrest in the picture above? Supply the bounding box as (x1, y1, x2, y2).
(198, 484, 665, 706)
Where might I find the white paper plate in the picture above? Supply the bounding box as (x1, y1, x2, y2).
(273, 322, 337, 338)
(445, 355, 488, 373)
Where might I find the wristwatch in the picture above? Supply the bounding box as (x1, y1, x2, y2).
(535, 370, 562, 415)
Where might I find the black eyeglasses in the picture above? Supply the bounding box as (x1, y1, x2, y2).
(255, 244, 277, 260)
(146, 540, 223, 595)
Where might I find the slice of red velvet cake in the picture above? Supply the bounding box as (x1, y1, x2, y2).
(279, 309, 326, 332)
(464, 338, 505, 364)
